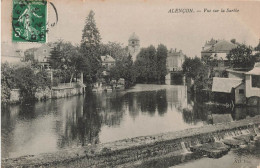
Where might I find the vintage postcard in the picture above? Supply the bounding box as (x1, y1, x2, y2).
(1, 0, 260, 168)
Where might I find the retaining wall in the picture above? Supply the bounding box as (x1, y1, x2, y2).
(9, 87, 84, 103)
(2, 115, 260, 168)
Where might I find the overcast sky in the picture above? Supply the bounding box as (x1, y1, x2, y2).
(2, 0, 260, 57)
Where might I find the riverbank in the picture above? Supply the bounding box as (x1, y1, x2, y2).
(2, 115, 260, 168)
(7, 83, 86, 104)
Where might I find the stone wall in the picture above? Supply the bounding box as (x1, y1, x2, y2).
(9, 87, 85, 103)
(51, 87, 84, 99)
(2, 115, 260, 168)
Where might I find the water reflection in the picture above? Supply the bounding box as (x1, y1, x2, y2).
(1, 84, 259, 158)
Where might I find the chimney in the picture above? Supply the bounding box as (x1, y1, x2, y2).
(175, 48, 177, 52)
(202, 47, 204, 51)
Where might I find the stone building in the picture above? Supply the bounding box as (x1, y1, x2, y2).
(127, 32, 140, 62)
(34, 44, 53, 69)
(166, 48, 185, 72)
(201, 38, 238, 77)
(201, 38, 237, 63)
(101, 55, 115, 76)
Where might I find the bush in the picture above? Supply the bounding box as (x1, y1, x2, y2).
(1, 63, 51, 103)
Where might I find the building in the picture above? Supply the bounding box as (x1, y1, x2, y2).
(201, 39, 237, 59)
(127, 32, 140, 62)
(101, 55, 115, 75)
(212, 77, 246, 105)
(101, 55, 115, 69)
(1, 42, 24, 64)
(201, 39, 237, 76)
(219, 62, 260, 106)
(34, 44, 53, 69)
(166, 48, 185, 72)
(245, 63, 260, 105)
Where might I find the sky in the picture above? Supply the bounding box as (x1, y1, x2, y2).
(2, 0, 260, 57)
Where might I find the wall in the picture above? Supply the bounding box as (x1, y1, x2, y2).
(228, 71, 244, 79)
(9, 87, 85, 103)
(245, 75, 260, 98)
(234, 83, 246, 105)
(52, 87, 84, 99)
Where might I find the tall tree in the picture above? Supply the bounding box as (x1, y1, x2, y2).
(80, 10, 102, 83)
(156, 44, 168, 83)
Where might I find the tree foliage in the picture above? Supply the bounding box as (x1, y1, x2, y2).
(134, 44, 168, 83)
(156, 44, 168, 83)
(99, 42, 128, 61)
(50, 41, 85, 83)
(80, 10, 102, 83)
(182, 57, 211, 90)
(109, 55, 136, 88)
(1, 63, 51, 103)
(226, 44, 255, 70)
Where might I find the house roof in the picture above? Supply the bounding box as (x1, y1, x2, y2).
(101, 55, 115, 63)
(246, 63, 260, 75)
(226, 69, 247, 74)
(212, 77, 243, 93)
(168, 49, 184, 57)
(202, 40, 237, 53)
(128, 32, 140, 41)
(205, 38, 218, 46)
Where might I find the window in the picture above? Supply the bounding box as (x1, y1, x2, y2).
(43, 49, 47, 53)
(239, 89, 244, 94)
(132, 41, 135, 44)
(252, 75, 260, 88)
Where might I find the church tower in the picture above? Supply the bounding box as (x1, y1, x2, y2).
(128, 32, 140, 62)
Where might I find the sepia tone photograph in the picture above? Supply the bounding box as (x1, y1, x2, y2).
(1, 0, 260, 167)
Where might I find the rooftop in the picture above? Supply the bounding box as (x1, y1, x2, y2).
(101, 55, 115, 63)
(202, 40, 237, 53)
(212, 77, 243, 93)
(246, 63, 260, 75)
(168, 49, 184, 57)
(128, 32, 140, 41)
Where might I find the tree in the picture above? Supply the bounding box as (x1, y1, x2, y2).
(12, 67, 50, 102)
(80, 10, 102, 83)
(226, 44, 255, 70)
(134, 45, 158, 83)
(156, 44, 168, 83)
(109, 54, 136, 88)
(182, 57, 204, 79)
(1, 63, 15, 104)
(182, 57, 211, 91)
(99, 42, 128, 61)
(50, 41, 84, 84)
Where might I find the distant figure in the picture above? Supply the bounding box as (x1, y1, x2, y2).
(18, 4, 42, 40)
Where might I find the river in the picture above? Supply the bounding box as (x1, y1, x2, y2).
(1, 84, 260, 160)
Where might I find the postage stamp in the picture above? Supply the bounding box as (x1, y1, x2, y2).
(12, 0, 47, 43)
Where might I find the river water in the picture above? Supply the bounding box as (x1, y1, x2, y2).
(1, 84, 260, 160)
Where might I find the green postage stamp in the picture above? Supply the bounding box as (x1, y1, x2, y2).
(12, 0, 47, 43)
